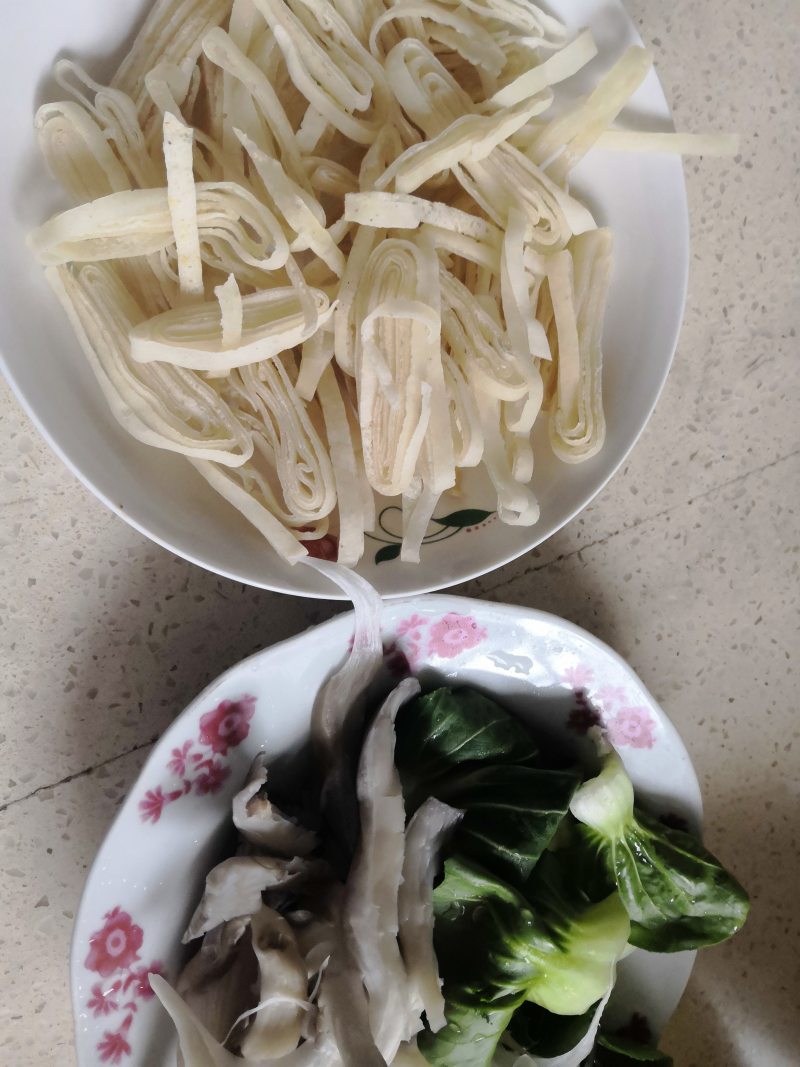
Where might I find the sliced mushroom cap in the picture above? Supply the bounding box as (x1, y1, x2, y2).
(233, 754, 318, 857)
(316, 923, 387, 1067)
(151, 972, 340, 1066)
(344, 677, 421, 1060)
(177, 917, 258, 1045)
(240, 906, 309, 1060)
(398, 797, 463, 1032)
(184, 855, 328, 943)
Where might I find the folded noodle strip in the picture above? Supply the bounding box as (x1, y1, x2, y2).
(130, 285, 332, 370)
(376, 92, 554, 194)
(345, 191, 499, 243)
(30, 181, 290, 275)
(31, 0, 734, 565)
(53, 60, 163, 190)
(369, 2, 506, 77)
(226, 356, 337, 525)
(353, 235, 451, 499)
(547, 229, 613, 463)
(442, 0, 567, 44)
(36, 102, 131, 203)
(529, 46, 653, 181)
(112, 0, 235, 124)
(46, 262, 252, 466)
(252, 0, 390, 144)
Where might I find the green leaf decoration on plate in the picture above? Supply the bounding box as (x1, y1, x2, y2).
(369, 507, 494, 562)
(374, 543, 401, 565)
(433, 508, 493, 528)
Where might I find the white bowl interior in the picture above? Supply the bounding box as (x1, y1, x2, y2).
(71, 597, 701, 1065)
(0, 0, 688, 597)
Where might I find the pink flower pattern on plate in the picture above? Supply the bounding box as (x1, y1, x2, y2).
(87, 981, 120, 1017)
(606, 706, 657, 750)
(396, 613, 427, 638)
(137, 694, 256, 824)
(199, 696, 256, 756)
(195, 761, 232, 795)
(391, 611, 489, 668)
(84, 906, 163, 1062)
(166, 740, 193, 777)
(394, 614, 427, 668)
(563, 667, 659, 750)
(595, 685, 628, 708)
(85, 907, 143, 977)
(562, 664, 595, 689)
(427, 613, 488, 658)
(97, 1028, 132, 1065)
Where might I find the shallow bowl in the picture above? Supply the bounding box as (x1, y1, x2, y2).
(0, 0, 688, 597)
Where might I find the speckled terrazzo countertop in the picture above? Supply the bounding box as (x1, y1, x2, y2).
(1, 1, 798, 1064)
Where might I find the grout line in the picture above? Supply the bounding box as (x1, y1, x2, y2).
(476, 446, 800, 599)
(0, 736, 157, 815)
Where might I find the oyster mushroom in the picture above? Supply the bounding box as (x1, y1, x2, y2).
(344, 677, 421, 1059)
(232, 754, 318, 857)
(177, 917, 258, 1045)
(239, 906, 308, 1060)
(397, 797, 463, 1032)
(184, 855, 327, 942)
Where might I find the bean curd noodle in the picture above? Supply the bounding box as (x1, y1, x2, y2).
(30, 0, 734, 567)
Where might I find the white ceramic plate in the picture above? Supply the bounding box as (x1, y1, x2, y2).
(0, 1, 688, 598)
(71, 596, 701, 1065)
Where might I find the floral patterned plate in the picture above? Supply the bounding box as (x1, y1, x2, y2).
(71, 596, 701, 1065)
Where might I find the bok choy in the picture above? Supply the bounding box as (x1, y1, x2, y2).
(570, 752, 749, 951)
(419, 852, 629, 1067)
(152, 655, 747, 1067)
